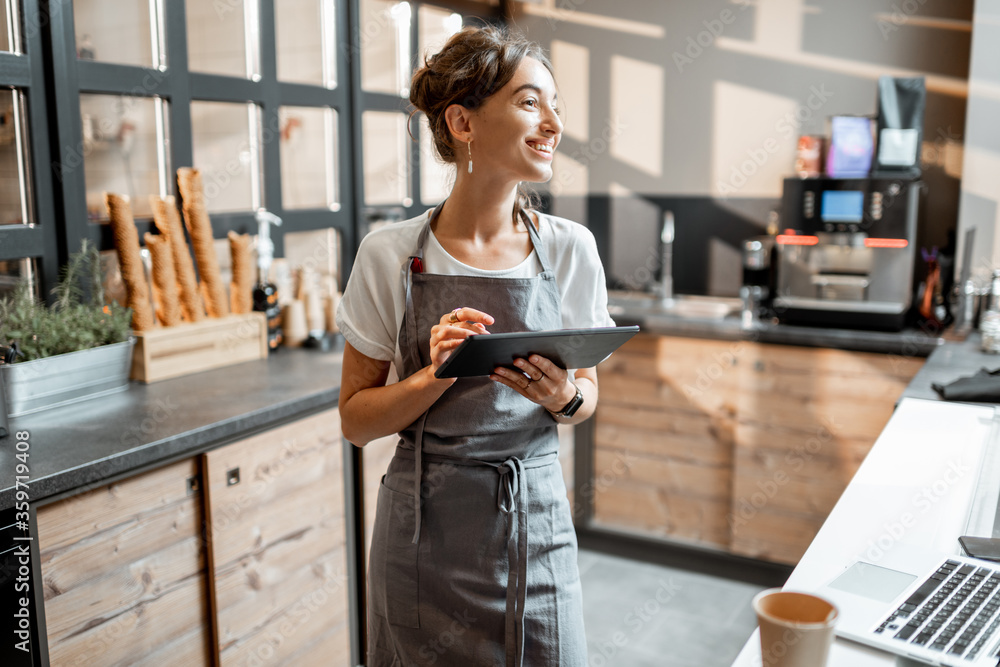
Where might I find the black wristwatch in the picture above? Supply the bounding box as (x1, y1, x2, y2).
(551, 382, 584, 418)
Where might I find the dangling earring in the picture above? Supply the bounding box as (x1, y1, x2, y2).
(467, 140, 473, 174)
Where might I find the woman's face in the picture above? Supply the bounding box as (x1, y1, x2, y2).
(467, 56, 563, 185)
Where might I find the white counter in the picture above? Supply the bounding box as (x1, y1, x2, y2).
(732, 398, 999, 666)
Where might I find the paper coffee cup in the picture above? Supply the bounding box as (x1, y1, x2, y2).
(753, 589, 838, 667)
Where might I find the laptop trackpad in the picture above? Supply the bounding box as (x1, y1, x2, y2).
(828, 562, 918, 604)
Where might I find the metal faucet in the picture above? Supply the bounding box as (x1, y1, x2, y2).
(653, 210, 674, 300)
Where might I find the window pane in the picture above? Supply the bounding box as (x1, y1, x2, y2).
(73, 0, 155, 67)
(362, 111, 410, 206)
(418, 5, 461, 63)
(190, 101, 257, 213)
(279, 106, 338, 210)
(81, 94, 164, 222)
(276, 0, 336, 87)
(284, 227, 342, 297)
(419, 114, 450, 205)
(0, 89, 29, 225)
(186, 0, 251, 78)
(360, 0, 411, 96)
(0, 258, 38, 299)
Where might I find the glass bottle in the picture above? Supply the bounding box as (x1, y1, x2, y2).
(980, 269, 1000, 354)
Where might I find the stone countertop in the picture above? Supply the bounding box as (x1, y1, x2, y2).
(899, 333, 1000, 403)
(608, 306, 945, 357)
(1, 347, 344, 508)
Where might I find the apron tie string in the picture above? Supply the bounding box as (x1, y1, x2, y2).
(498, 457, 529, 667)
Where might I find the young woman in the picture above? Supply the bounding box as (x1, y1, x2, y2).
(337, 25, 614, 667)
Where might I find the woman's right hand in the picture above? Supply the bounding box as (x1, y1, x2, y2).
(429, 307, 494, 373)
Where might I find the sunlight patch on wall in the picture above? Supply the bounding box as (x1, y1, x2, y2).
(551, 152, 588, 198)
(610, 55, 663, 178)
(711, 81, 798, 198)
(551, 40, 589, 143)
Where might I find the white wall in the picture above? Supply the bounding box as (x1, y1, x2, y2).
(956, 0, 1000, 283)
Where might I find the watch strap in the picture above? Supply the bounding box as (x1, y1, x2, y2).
(552, 382, 584, 418)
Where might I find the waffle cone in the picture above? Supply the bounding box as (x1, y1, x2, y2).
(177, 167, 229, 318)
(104, 193, 155, 331)
(150, 195, 205, 322)
(228, 231, 254, 314)
(144, 232, 182, 326)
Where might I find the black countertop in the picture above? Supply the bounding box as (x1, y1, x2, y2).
(1, 347, 343, 508)
(608, 304, 944, 357)
(899, 333, 1000, 403)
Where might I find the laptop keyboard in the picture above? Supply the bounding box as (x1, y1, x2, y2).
(875, 559, 1000, 661)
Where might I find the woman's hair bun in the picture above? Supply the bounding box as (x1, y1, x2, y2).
(410, 25, 552, 165)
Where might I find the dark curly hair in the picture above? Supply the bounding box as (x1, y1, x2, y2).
(409, 24, 554, 221)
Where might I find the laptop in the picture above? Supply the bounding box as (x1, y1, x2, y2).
(815, 549, 1000, 665)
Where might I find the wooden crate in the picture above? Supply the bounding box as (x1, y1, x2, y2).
(130, 312, 268, 383)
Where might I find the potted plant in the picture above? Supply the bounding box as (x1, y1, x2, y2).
(0, 240, 134, 417)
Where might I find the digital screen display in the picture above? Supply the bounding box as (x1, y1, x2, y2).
(821, 190, 865, 223)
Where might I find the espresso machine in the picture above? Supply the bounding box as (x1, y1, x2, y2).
(772, 176, 920, 330)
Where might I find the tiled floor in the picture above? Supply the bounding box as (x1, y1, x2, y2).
(578, 549, 765, 667)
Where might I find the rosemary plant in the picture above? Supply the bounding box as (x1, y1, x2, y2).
(0, 240, 133, 361)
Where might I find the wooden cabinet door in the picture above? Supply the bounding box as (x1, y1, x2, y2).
(203, 407, 350, 666)
(593, 334, 741, 548)
(36, 458, 212, 667)
(730, 343, 924, 563)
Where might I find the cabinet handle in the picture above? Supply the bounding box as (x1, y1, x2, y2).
(186, 475, 200, 495)
(226, 467, 241, 486)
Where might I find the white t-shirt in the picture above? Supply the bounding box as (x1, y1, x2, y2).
(336, 208, 616, 373)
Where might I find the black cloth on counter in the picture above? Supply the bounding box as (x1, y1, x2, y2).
(933, 367, 1000, 402)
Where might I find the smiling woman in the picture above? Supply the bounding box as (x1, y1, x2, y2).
(337, 24, 614, 667)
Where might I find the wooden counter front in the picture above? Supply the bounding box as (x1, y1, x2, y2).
(593, 334, 924, 564)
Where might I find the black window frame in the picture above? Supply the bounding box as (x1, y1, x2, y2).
(42, 0, 356, 294)
(0, 0, 62, 299)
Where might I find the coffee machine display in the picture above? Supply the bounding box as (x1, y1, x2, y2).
(773, 176, 920, 331)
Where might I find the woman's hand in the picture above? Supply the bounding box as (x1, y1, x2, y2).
(429, 307, 494, 373)
(490, 354, 577, 412)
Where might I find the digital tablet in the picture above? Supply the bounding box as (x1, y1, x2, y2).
(433, 325, 640, 379)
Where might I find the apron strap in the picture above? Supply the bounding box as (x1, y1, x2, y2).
(498, 457, 529, 667)
(519, 209, 553, 275)
(405, 204, 444, 545)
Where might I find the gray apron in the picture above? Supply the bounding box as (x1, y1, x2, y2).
(367, 206, 587, 667)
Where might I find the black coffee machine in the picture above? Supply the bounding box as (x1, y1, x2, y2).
(771, 176, 921, 331)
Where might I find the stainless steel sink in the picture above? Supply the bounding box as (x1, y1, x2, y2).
(607, 290, 740, 321)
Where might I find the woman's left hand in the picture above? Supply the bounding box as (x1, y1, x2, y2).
(490, 354, 576, 412)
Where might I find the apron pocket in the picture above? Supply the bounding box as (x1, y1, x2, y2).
(373, 476, 421, 628)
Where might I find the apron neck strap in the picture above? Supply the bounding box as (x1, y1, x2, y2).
(414, 202, 552, 274)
